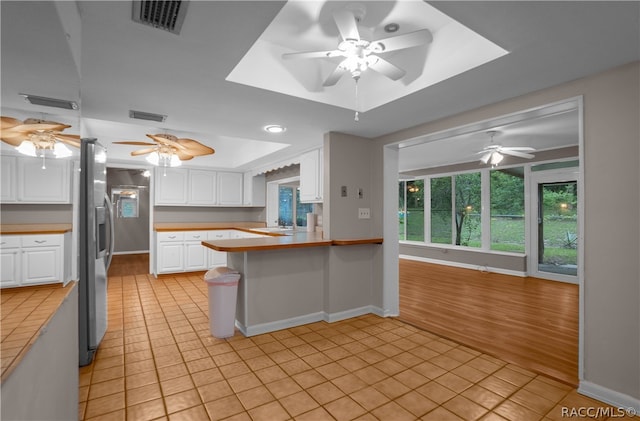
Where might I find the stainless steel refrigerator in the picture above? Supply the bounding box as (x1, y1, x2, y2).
(79, 138, 114, 366)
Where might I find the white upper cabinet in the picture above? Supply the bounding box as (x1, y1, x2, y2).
(8, 157, 71, 204)
(189, 170, 217, 205)
(155, 168, 248, 207)
(299, 148, 323, 203)
(155, 167, 188, 205)
(1, 156, 17, 202)
(217, 172, 243, 206)
(243, 173, 266, 207)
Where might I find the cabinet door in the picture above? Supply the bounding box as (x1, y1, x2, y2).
(207, 230, 229, 268)
(217, 172, 243, 206)
(0, 248, 20, 288)
(157, 242, 184, 273)
(189, 170, 217, 205)
(243, 172, 266, 207)
(1, 156, 17, 202)
(17, 158, 70, 203)
(22, 246, 61, 285)
(155, 167, 188, 205)
(300, 149, 323, 203)
(184, 242, 207, 271)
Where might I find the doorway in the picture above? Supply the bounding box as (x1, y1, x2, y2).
(529, 165, 579, 283)
(106, 168, 151, 255)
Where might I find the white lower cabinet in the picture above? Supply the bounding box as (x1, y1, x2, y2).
(207, 230, 229, 268)
(0, 234, 66, 288)
(1, 236, 21, 288)
(155, 229, 265, 275)
(184, 231, 208, 271)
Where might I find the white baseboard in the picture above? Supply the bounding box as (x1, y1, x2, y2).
(324, 306, 375, 323)
(236, 306, 395, 337)
(112, 250, 149, 255)
(578, 381, 640, 413)
(400, 254, 527, 277)
(236, 312, 325, 337)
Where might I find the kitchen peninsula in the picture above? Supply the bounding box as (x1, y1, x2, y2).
(202, 231, 383, 336)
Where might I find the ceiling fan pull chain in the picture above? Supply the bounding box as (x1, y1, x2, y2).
(354, 78, 359, 122)
(41, 151, 46, 170)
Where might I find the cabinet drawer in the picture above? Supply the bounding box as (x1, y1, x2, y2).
(207, 230, 230, 240)
(21, 234, 63, 247)
(184, 231, 208, 241)
(157, 232, 184, 242)
(0, 236, 21, 248)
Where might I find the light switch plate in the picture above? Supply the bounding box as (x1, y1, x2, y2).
(358, 208, 370, 219)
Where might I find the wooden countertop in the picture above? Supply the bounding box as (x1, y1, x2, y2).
(0, 223, 72, 235)
(154, 222, 267, 232)
(1, 282, 76, 383)
(202, 231, 383, 252)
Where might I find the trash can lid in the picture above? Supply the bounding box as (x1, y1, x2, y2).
(205, 266, 239, 280)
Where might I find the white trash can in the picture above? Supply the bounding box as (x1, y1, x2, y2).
(204, 267, 241, 338)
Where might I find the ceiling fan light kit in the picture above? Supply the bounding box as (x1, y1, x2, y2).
(114, 133, 214, 172)
(478, 130, 536, 167)
(282, 6, 432, 122)
(0, 116, 80, 168)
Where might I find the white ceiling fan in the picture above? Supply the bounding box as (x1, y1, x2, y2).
(478, 131, 535, 167)
(282, 6, 432, 87)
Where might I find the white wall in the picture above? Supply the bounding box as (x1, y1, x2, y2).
(373, 61, 640, 407)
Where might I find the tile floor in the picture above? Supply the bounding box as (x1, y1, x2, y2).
(79, 274, 636, 421)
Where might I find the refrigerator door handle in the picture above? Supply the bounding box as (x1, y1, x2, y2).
(104, 193, 115, 270)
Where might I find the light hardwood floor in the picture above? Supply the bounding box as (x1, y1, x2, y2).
(398, 259, 579, 386)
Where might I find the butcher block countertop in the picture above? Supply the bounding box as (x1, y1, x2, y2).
(0, 282, 76, 382)
(0, 223, 73, 235)
(154, 221, 267, 232)
(202, 231, 383, 252)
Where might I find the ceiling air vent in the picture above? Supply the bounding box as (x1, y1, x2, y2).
(132, 1, 188, 35)
(129, 110, 167, 122)
(19, 93, 78, 110)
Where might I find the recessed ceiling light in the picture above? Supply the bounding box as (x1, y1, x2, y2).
(264, 125, 286, 133)
(384, 23, 399, 33)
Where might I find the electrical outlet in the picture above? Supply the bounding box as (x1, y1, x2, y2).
(358, 208, 370, 219)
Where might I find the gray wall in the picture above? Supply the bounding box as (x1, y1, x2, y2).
(0, 204, 73, 224)
(154, 206, 265, 223)
(373, 61, 640, 405)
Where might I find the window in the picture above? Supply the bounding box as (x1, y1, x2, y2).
(490, 168, 525, 253)
(430, 173, 481, 247)
(398, 180, 424, 241)
(278, 185, 313, 227)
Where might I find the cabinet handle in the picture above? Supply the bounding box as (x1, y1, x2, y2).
(168, 236, 176, 239)
(35, 240, 47, 244)
(193, 235, 200, 239)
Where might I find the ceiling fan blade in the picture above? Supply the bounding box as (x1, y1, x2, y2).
(53, 134, 81, 148)
(113, 141, 157, 146)
(370, 29, 433, 53)
(0, 132, 28, 146)
(131, 147, 158, 156)
(1, 116, 22, 130)
(176, 138, 215, 156)
(502, 146, 536, 152)
(368, 57, 406, 80)
(282, 50, 342, 60)
(176, 151, 194, 161)
(332, 8, 360, 41)
(479, 152, 492, 164)
(7, 122, 70, 133)
(146, 134, 188, 150)
(501, 149, 535, 159)
(323, 64, 348, 86)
